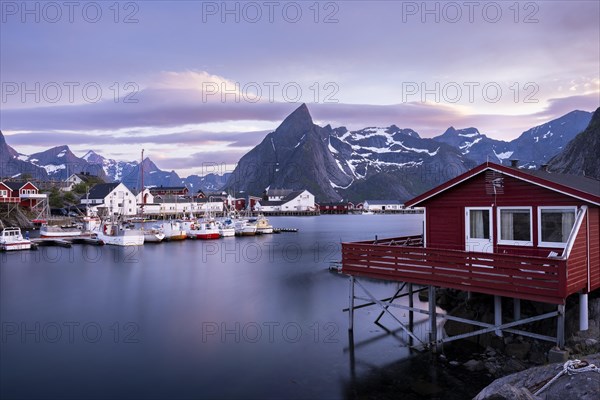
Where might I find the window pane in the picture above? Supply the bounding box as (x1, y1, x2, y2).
(500, 209, 531, 242)
(469, 210, 490, 239)
(541, 209, 575, 243)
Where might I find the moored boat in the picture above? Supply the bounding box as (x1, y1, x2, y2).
(217, 219, 236, 237)
(40, 224, 91, 239)
(160, 221, 188, 241)
(254, 215, 273, 234)
(186, 220, 221, 240)
(234, 219, 257, 236)
(93, 220, 145, 246)
(143, 225, 165, 243)
(0, 227, 32, 251)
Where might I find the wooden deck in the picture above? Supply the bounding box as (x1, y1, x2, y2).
(342, 236, 574, 304)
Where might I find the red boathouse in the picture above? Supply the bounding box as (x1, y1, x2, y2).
(342, 162, 600, 348)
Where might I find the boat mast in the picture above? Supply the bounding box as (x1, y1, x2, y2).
(140, 149, 145, 217)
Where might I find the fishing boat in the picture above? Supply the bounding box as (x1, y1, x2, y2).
(160, 220, 187, 241)
(40, 224, 91, 239)
(217, 219, 236, 237)
(254, 215, 273, 234)
(187, 220, 221, 240)
(0, 227, 32, 251)
(143, 225, 165, 243)
(93, 219, 145, 246)
(234, 219, 257, 236)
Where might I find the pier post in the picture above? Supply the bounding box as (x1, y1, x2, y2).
(513, 298, 521, 321)
(428, 286, 436, 350)
(579, 293, 589, 331)
(408, 283, 414, 346)
(494, 296, 502, 337)
(349, 276, 355, 332)
(557, 304, 565, 348)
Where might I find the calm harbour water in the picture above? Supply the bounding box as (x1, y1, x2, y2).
(1, 215, 489, 399)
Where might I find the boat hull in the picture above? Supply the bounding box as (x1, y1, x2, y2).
(189, 232, 221, 240)
(96, 234, 145, 246)
(0, 242, 31, 251)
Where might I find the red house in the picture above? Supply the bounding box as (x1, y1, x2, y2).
(0, 181, 44, 207)
(320, 202, 349, 214)
(342, 162, 599, 348)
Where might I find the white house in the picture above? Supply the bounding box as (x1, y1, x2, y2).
(363, 200, 404, 212)
(255, 190, 316, 213)
(81, 182, 137, 216)
(63, 173, 100, 192)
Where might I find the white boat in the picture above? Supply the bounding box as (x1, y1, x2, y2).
(217, 219, 236, 237)
(93, 220, 144, 246)
(0, 227, 32, 251)
(143, 225, 165, 243)
(254, 215, 273, 234)
(234, 219, 257, 236)
(40, 224, 90, 239)
(362, 210, 374, 215)
(160, 221, 187, 241)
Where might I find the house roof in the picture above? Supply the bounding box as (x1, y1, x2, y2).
(2, 181, 37, 191)
(364, 199, 402, 205)
(87, 183, 120, 199)
(405, 162, 600, 207)
(266, 188, 294, 197)
(149, 186, 188, 192)
(259, 190, 305, 206)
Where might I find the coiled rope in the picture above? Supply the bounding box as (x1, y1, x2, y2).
(534, 359, 600, 395)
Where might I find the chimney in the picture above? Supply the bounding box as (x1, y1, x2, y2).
(510, 159, 519, 168)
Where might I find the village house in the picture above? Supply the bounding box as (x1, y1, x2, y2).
(255, 189, 316, 213)
(0, 181, 47, 208)
(63, 172, 103, 192)
(81, 182, 137, 216)
(342, 162, 600, 348)
(319, 202, 350, 214)
(363, 199, 404, 212)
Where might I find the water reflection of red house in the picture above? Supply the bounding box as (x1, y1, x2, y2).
(342, 162, 599, 348)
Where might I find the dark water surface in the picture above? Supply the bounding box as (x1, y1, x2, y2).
(1, 215, 488, 399)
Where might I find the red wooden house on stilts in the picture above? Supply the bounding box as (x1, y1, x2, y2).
(342, 162, 600, 348)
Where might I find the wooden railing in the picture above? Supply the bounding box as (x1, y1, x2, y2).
(0, 197, 20, 203)
(342, 237, 568, 304)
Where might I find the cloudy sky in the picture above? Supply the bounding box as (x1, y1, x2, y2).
(1, 0, 599, 177)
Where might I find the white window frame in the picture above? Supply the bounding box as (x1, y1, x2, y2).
(0, 190, 6, 197)
(497, 206, 533, 246)
(537, 206, 578, 248)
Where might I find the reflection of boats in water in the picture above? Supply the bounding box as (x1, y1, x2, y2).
(143, 225, 165, 243)
(40, 224, 91, 238)
(93, 220, 145, 246)
(0, 227, 31, 251)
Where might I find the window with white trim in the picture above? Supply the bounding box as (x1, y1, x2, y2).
(538, 207, 577, 248)
(497, 207, 532, 246)
(0, 190, 6, 197)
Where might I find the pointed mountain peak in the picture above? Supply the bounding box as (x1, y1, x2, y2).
(276, 103, 314, 134)
(82, 150, 105, 163)
(442, 126, 457, 135)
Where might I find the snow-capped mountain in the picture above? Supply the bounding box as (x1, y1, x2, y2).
(82, 150, 138, 183)
(433, 127, 512, 165)
(224, 105, 594, 202)
(27, 145, 106, 180)
(224, 104, 473, 202)
(0, 131, 48, 179)
(548, 107, 600, 179)
(509, 110, 592, 169)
